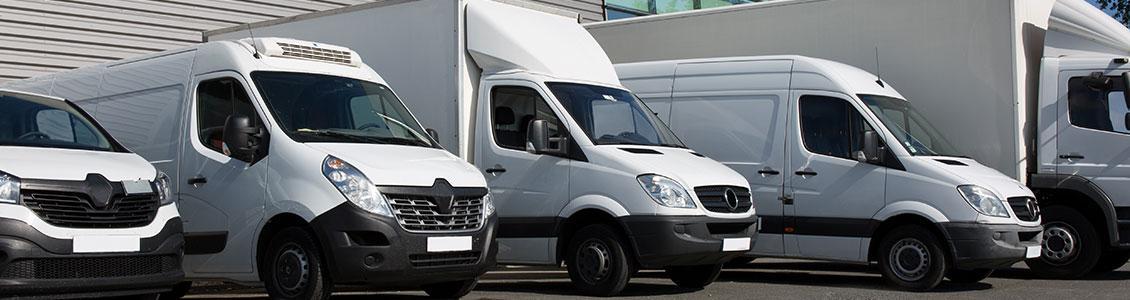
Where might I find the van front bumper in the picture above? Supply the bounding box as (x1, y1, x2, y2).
(0, 217, 185, 298)
(309, 202, 497, 287)
(620, 215, 758, 269)
(942, 222, 1043, 269)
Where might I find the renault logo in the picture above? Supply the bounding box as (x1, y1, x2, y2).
(723, 188, 740, 212)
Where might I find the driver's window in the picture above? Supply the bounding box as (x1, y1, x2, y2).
(1067, 76, 1130, 134)
(197, 78, 260, 155)
(35, 109, 75, 142)
(491, 86, 562, 151)
(799, 95, 874, 160)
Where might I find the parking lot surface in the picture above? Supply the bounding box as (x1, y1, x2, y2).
(183, 258, 1130, 299)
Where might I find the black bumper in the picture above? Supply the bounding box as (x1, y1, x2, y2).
(309, 203, 497, 287)
(941, 222, 1042, 269)
(0, 217, 185, 298)
(620, 215, 758, 269)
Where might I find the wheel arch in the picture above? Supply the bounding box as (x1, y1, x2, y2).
(554, 208, 636, 267)
(867, 213, 952, 264)
(1030, 174, 1120, 246)
(255, 213, 319, 277)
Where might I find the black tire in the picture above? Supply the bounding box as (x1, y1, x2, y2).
(1025, 206, 1101, 278)
(878, 225, 947, 291)
(423, 278, 479, 299)
(158, 281, 192, 299)
(724, 257, 756, 267)
(1093, 249, 1130, 273)
(565, 224, 633, 297)
(666, 264, 723, 289)
(946, 268, 994, 283)
(261, 227, 333, 300)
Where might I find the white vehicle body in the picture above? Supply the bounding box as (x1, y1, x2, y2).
(1, 38, 497, 297)
(589, 0, 1130, 277)
(0, 89, 183, 297)
(206, 0, 757, 294)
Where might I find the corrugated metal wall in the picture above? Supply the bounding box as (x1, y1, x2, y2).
(0, 0, 604, 84)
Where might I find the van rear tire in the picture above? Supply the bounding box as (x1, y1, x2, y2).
(261, 227, 333, 300)
(1025, 206, 1101, 278)
(422, 278, 478, 298)
(878, 225, 947, 291)
(565, 224, 633, 297)
(666, 264, 723, 289)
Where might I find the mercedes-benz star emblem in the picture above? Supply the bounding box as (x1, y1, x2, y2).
(723, 188, 740, 212)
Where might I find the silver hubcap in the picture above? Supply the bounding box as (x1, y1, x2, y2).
(1042, 223, 1079, 265)
(275, 243, 310, 297)
(889, 238, 931, 282)
(576, 240, 612, 284)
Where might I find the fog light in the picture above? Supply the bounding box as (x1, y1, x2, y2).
(993, 232, 1003, 240)
(364, 254, 383, 269)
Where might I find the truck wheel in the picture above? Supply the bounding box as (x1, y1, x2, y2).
(262, 227, 333, 300)
(945, 268, 993, 283)
(422, 278, 478, 298)
(1093, 249, 1130, 273)
(1025, 206, 1101, 278)
(566, 224, 633, 296)
(666, 264, 723, 289)
(158, 281, 192, 299)
(878, 225, 947, 291)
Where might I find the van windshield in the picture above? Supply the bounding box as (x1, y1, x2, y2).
(0, 93, 120, 152)
(547, 82, 684, 148)
(860, 94, 962, 157)
(251, 72, 436, 148)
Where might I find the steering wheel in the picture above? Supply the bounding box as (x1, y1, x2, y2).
(17, 132, 51, 141)
(357, 123, 385, 131)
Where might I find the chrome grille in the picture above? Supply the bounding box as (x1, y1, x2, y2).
(386, 195, 483, 232)
(1008, 197, 1040, 222)
(694, 186, 753, 213)
(277, 42, 352, 65)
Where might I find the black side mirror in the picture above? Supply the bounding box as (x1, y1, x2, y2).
(856, 130, 882, 164)
(426, 128, 439, 142)
(223, 114, 260, 162)
(526, 120, 550, 155)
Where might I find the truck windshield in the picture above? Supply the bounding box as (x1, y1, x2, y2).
(0, 94, 120, 152)
(547, 82, 684, 148)
(860, 94, 961, 157)
(251, 72, 436, 148)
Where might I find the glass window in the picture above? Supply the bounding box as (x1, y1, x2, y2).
(548, 82, 684, 147)
(196, 78, 260, 154)
(0, 94, 118, 152)
(656, 0, 694, 14)
(861, 94, 961, 157)
(491, 86, 563, 151)
(607, 0, 651, 12)
(799, 95, 873, 160)
(1068, 76, 1130, 134)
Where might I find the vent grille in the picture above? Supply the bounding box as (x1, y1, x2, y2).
(386, 195, 483, 232)
(21, 191, 159, 229)
(409, 251, 481, 268)
(1008, 197, 1040, 222)
(276, 42, 353, 65)
(694, 186, 753, 214)
(0, 255, 179, 279)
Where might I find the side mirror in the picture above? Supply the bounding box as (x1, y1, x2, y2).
(1122, 72, 1130, 108)
(856, 130, 883, 164)
(526, 120, 550, 155)
(426, 128, 439, 141)
(223, 114, 259, 162)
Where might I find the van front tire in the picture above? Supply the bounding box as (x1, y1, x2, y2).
(878, 225, 947, 291)
(566, 224, 633, 297)
(422, 278, 479, 298)
(666, 264, 723, 289)
(1025, 206, 1101, 278)
(262, 227, 333, 300)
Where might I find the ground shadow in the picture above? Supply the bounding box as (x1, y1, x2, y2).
(992, 268, 1130, 281)
(473, 280, 699, 297)
(712, 260, 993, 293)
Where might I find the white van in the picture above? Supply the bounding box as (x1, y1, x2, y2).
(616, 56, 1044, 291)
(0, 89, 183, 298)
(2, 38, 496, 299)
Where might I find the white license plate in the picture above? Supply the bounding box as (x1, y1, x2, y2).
(427, 236, 472, 253)
(73, 235, 140, 253)
(722, 237, 751, 252)
(1026, 245, 1042, 258)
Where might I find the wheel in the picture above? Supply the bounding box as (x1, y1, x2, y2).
(158, 281, 192, 299)
(946, 268, 993, 283)
(724, 257, 755, 267)
(666, 264, 723, 289)
(878, 225, 947, 291)
(1025, 206, 1101, 278)
(565, 224, 633, 297)
(423, 278, 479, 298)
(1093, 249, 1130, 273)
(261, 227, 333, 300)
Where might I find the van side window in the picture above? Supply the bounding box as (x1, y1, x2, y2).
(1067, 76, 1130, 134)
(799, 95, 873, 160)
(491, 86, 563, 151)
(197, 78, 260, 155)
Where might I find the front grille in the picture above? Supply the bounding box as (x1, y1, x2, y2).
(386, 195, 483, 232)
(277, 42, 353, 65)
(694, 186, 753, 213)
(409, 251, 481, 268)
(0, 255, 179, 279)
(21, 191, 159, 229)
(1008, 197, 1040, 222)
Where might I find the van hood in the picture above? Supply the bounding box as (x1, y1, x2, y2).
(586, 145, 749, 189)
(912, 156, 1033, 198)
(0, 146, 156, 182)
(305, 144, 487, 188)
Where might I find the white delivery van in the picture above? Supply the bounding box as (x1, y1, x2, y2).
(2, 38, 496, 299)
(617, 56, 1044, 291)
(588, 0, 1130, 278)
(206, 0, 757, 296)
(0, 89, 183, 298)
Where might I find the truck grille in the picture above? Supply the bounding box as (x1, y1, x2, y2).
(21, 191, 159, 229)
(1008, 197, 1040, 222)
(0, 255, 179, 279)
(694, 186, 753, 213)
(409, 251, 481, 268)
(386, 195, 483, 232)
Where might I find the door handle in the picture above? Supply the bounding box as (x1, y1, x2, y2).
(757, 168, 781, 176)
(187, 176, 208, 187)
(779, 194, 795, 205)
(795, 170, 818, 177)
(485, 165, 507, 175)
(1058, 154, 1085, 160)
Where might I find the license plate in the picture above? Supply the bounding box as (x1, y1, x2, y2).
(73, 235, 140, 253)
(722, 237, 751, 252)
(1026, 245, 1042, 258)
(427, 236, 472, 253)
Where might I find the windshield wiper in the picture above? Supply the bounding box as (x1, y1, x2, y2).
(296, 129, 373, 143)
(297, 129, 431, 147)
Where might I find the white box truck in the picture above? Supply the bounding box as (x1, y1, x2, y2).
(2, 38, 497, 299)
(207, 0, 758, 296)
(587, 0, 1130, 278)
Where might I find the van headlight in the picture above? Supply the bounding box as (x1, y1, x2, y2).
(323, 156, 393, 217)
(482, 192, 495, 216)
(0, 171, 19, 205)
(154, 172, 173, 205)
(958, 185, 1009, 218)
(637, 174, 696, 209)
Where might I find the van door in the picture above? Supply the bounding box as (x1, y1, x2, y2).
(476, 79, 572, 264)
(1056, 71, 1130, 209)
(179, 73, 269, 274)
(784, 92, 886, 262)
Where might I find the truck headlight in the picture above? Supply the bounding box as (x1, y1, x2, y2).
(323, 156, 393, 217)
(637, 174, 696, 209)
(958, 185, 1009, 218)
(155, 172, 173, 205)
(0, 171, 19, 205)
(482, 192, 495, 216)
